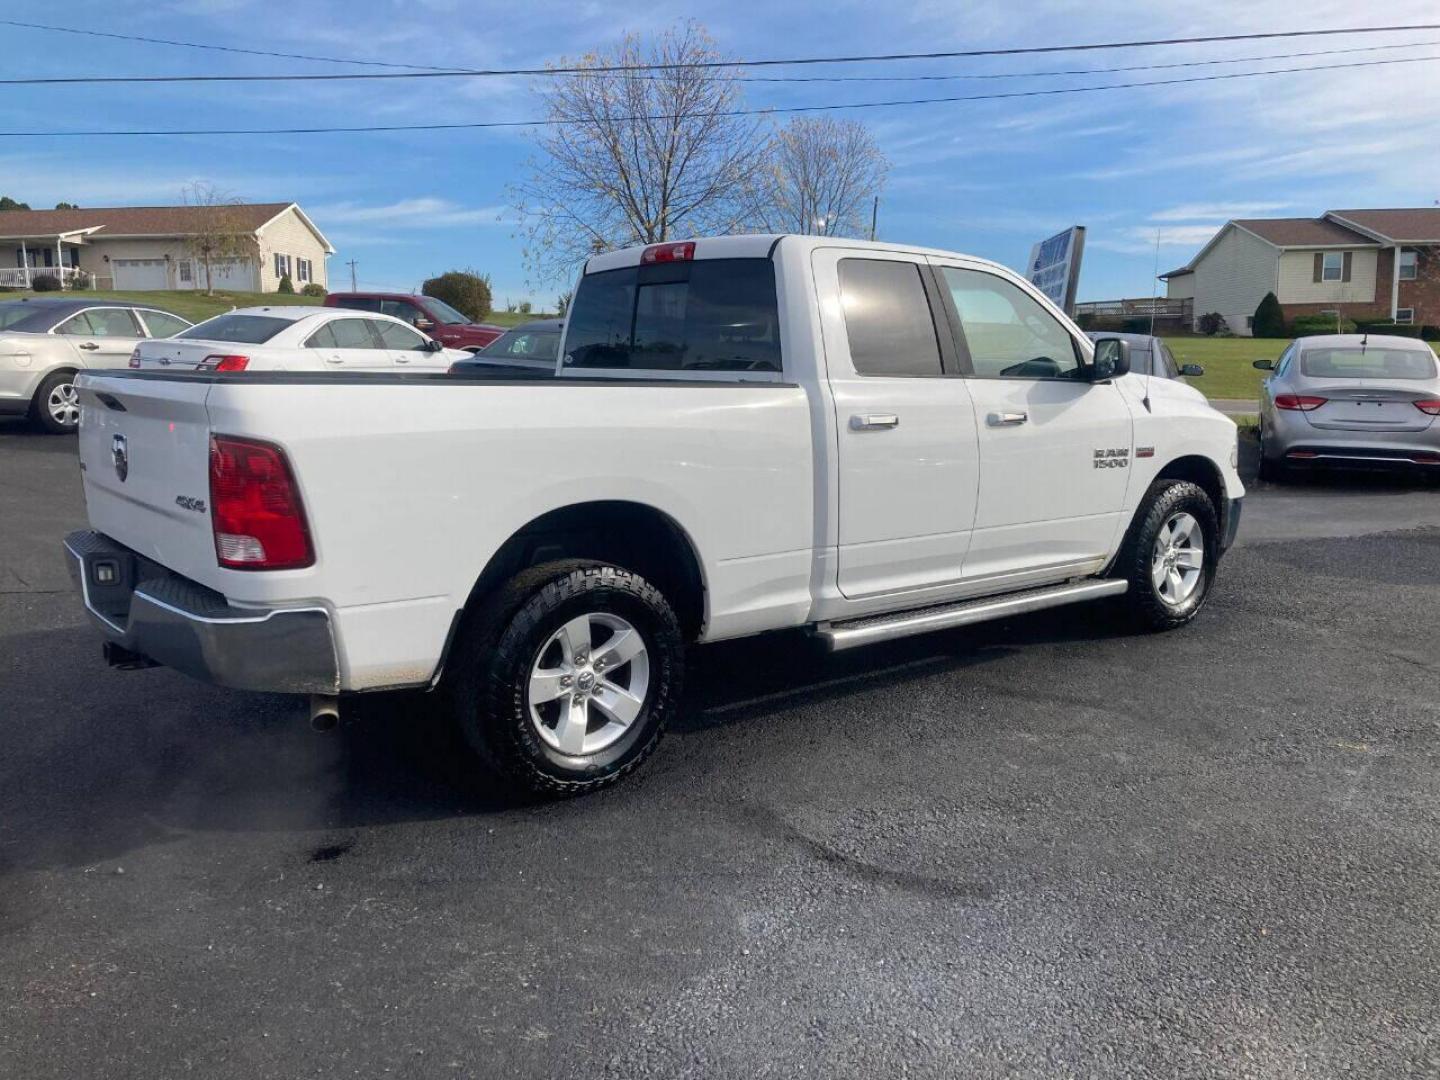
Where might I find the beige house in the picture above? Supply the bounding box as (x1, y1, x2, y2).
(1161, 208, 1440, 335)
(0, 203, 334, 292)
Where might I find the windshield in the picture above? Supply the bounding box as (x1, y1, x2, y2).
(1301, 347, 1437, 381)
(420, 296, 472, 324)
(0, 303, 66, 333)
(479, 327, 561, 363)
(179, 313, 293, 344)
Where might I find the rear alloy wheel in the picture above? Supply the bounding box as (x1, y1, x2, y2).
(448, 561, 684, 796)
(1114, 479, 1219, 631)
(32, 371, 80, 434)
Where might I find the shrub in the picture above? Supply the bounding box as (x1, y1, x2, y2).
(30, 273, 61, 292)
(1252, 292, 1285, 338)
(1354, 321, 1423, 338)
(1421, 325, 1440, 342)
(1290, 314, 1356, 336)
(1197, 311, 1225, 335)
(276, 273, 295, 294)
(300, 282, 327, 298)
(518, 300, 533, 315)
(422, 269, 492, 321)
(68, 275, 90, 291)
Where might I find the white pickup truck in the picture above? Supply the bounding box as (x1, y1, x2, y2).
(65, 235, 1243, 795)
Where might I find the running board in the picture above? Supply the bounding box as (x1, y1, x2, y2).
(814, 579, 1129, 652)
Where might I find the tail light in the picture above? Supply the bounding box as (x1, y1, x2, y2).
(208, 435, 313, 570)
(128, 347, 141, 369)
(1414, 400, 1440, 415)
(201, 354, 250, 372)
(1274, 394, 1327, 411)
(640, 241, 695, 264)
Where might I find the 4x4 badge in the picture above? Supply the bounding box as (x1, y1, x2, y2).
(111, 434, 128, 482)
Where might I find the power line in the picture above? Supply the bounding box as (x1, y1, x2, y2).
(2, 53, 1435, 137)
(1, 18, 1439, 76)
(5, 38, 1439, 86)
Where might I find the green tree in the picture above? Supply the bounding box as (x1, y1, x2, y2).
(422, 269, 492, 321)
(0, 196, 31, 211)
(276, 273, 295, 294)
(54, 201, 79, 210)
(1252, 292, 1285, 338)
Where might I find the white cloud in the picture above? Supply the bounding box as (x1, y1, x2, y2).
(313, 198, 509, 227)
(1150, 202, 1291, 222)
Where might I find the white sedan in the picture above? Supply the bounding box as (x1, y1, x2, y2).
(130, 306, 470, 373)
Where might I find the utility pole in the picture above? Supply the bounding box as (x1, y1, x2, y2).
(869, 196, 879, 242)
(346, 259, 358, 292)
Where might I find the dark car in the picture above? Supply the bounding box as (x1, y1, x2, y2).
(448, 319, 563, 376)
(324, 291, 504, 351)
(1084, 331, 1203, 380)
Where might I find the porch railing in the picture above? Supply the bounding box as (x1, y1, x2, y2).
(0, 266, 96, 290)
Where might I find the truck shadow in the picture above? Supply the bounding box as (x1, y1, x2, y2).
(0, 603, 1137, 874)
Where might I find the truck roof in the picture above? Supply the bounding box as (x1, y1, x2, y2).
(584, 233, 1016, 277)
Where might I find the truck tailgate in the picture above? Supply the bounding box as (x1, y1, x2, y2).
(76, 374, 221, 588)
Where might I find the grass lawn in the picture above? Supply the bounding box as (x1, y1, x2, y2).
(2, 289, 550, 328)
(1161, 336, 1440, 401)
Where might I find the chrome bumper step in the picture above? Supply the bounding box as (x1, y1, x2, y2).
(814, 578, 1129, 652)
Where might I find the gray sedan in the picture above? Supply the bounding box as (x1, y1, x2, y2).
(1084, 332, 1204, 380)
(1254, 334, 1440, 480)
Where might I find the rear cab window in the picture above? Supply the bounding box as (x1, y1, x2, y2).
(837, 258, 943, 377)
(564, 258, 782, 376)
(180, 314, 293, 344)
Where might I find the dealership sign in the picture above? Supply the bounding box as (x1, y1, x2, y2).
(1026, 226, 1086, 315)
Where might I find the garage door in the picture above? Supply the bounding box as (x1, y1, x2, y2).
(207, 258, 257, 291)
(111, 259, 169, 290)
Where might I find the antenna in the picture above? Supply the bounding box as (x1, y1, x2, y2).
(1142, 227, 1160, 412)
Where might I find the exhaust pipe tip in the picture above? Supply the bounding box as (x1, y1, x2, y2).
(309, 695, 340, 732)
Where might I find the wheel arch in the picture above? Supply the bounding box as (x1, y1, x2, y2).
(1153, 454, 1225, 516)
(460, 500, 708, 643)
(28, 364, 81, 415)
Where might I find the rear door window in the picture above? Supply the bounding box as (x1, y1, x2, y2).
(58, 309, 142, 337)
(837, 259, 943, 377)
(328, 318, 383, 349)
(564, 258, 781, 374)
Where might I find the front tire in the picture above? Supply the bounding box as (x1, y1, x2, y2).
(30, 370, 80, 434)
(1113, 479, 1219, 631)
(447, 561, 685, 797)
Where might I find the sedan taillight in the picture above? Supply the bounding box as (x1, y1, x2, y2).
(209, 435, 313, 570)
(1414, 399, 1440, 416)
(1274, 394, 1327, 411)
(200, 354, 250, 372)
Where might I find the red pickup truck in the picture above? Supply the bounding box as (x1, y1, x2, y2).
(324, 292, 505, 351)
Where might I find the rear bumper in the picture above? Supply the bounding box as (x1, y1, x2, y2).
(64, 530, 339, 695)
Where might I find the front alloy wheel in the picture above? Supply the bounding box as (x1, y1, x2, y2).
(1151, 511, 1205, 607)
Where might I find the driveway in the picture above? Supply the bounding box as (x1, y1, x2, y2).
(3, 419, 1438, 1079)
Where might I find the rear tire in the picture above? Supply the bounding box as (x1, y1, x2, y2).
(30, 370, 80, 434)
(446, 560, 684, 797)
(1113, 479, 1219, 631)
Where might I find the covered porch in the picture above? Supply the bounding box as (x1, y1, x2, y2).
(0, 232, 97, 289)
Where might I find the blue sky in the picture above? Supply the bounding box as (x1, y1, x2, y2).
(2, 0, 1438, 305)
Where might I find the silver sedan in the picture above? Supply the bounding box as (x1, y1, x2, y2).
(1255, 334, 1440, 480)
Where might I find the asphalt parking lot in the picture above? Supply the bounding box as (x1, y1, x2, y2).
(3, 417, 1439, 1079)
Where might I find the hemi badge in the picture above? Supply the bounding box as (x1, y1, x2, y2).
(1136, 447, 1155, 458)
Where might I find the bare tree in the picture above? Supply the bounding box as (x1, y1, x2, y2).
(180, 182, 250, 296)
(744, 117, 889, 237)
(512, 21, 769, 283)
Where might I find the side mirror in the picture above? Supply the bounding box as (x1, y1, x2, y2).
(423, 337, 444, 352)
(1252, 359, 1275, 371)
(1180, 363, 1205, 377)
(1090, 337, 1131, 382)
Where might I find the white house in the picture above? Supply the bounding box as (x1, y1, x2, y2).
(0, 202, 335, 292)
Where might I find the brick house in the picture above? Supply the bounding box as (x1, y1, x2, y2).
(1160, 208, 1440, 335)
(0, 203, 334, 292)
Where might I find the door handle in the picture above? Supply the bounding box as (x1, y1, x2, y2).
(78, 342, 100, 351)
(394, 356, 411, 365)
(851, 413, 899, 430)
(988, 411, 1028, 426)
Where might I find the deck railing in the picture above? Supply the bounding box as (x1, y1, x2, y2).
(0, 266, 96, 289)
